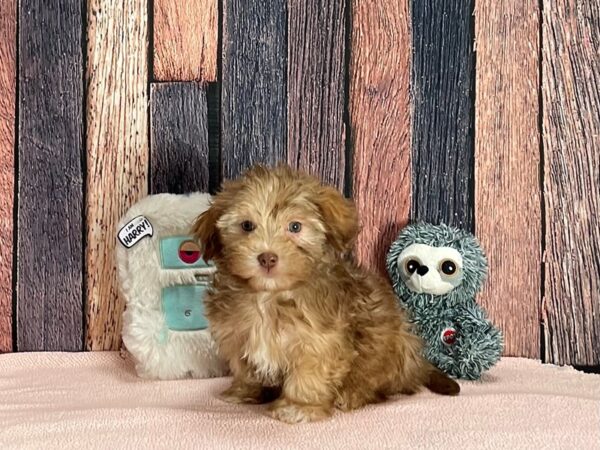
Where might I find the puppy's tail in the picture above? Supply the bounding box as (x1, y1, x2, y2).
(424, 364, 460, 396)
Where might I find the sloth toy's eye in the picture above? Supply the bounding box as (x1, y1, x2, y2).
(406, 259, 420, 274)
(440, 260, 457, 276)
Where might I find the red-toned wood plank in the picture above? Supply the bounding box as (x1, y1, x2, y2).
(474, 0, 542, 358)
(86, 0, 149, 350)
(0, 0, 16, 353)
(287, 0, 346, 190)
(153, 0, 217, 81)
(542, 0, 600, 365)
(350, 0, 411, 275)
(17, 0, 84, 351)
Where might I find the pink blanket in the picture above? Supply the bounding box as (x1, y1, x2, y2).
(1, 353, 599, 449)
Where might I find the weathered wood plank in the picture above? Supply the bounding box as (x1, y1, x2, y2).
(411, 0, 475, 230)
(150, 82, 210, 194)
(17, 0, 84, 351)
(287, 0, 346, 190)
(350, 0, 411, 274)
(542, 0, 600, 365)
(153, 0, 217, 81)
(221, 0, 287, 179)
(86, 0, 148, 350)
(474, 0, 541, 358)
(0, 0, 16, 353)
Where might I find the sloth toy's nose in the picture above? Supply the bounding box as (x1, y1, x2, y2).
(416, 265, 429, 276)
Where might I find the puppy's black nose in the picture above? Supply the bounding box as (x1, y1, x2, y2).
(416, 265, 429, 276)
(258, 252, 278, 270)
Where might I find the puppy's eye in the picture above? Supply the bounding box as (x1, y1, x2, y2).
(241, 220, 255, 232)
(288, 221, 302, 233)
(406, 259, 419, 274)
(440, 260, 457, 276)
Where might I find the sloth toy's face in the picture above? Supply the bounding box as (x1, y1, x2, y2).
(396, 243, 464, 295)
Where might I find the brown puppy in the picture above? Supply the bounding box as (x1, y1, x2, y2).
(193, 165, 459, 423)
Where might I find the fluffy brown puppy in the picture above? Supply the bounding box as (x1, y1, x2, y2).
(193, 165, 459, 424)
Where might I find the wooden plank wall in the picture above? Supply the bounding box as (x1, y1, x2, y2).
(150, 83, 210, 194)
(85, 0, 149, 350)
(221, 0, 287, 179)
(17, 0, 84, 351)
(0, 0, 16, 353)
(542, 0, 599, 365)
(350, 0, 412, 275)
(288, 0, 346, 190)
(0, 0, 598, 367)
(475, 0, 541, 358)
(411, 0, 475, 230)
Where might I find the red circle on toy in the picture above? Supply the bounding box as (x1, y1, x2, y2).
(178, 240, 202, 264)
(441, 327, 457, 345)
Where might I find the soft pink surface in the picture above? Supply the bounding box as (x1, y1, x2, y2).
(1, 353, 599, 449)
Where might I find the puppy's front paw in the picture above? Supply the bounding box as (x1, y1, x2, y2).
(219, 384, 261, 404)
(268, 398, 331, 424)
(220, 383, 280, 404)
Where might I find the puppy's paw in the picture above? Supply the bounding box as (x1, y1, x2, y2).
(268, 398, 331, 424)
(219, 384, 262, 404)
(219, 383, 280, 404)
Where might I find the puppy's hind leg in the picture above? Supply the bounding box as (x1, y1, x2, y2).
(424, 364, 460, 396)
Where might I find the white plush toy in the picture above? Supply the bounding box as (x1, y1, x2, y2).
(116, 193, 229, 380)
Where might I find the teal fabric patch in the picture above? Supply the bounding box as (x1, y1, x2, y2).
(161, 285, 209, 331)
(160, 236, 212, 269)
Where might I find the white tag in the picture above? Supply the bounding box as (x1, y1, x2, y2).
(118, 215, 153, 248)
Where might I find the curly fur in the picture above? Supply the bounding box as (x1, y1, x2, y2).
(386, 222, 503, 380)
(192, 165, 459, 424)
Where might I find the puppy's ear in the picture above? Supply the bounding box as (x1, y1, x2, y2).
(192, 180, 241, 261)
(192, 205, 223, 261)
(315, 186, 359, 252)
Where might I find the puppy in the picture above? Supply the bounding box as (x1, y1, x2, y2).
(193, 165, 459, 424)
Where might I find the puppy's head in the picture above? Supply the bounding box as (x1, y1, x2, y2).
(192, 165, 358, 291)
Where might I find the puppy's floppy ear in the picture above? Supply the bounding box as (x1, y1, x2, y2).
(315, 186, 359, 252)
(192, 180, 241, 261)
(192, 204, 223, 262)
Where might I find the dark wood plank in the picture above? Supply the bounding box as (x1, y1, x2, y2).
(206, 82, 221, 194)
(287, 0, 346, 190)
(86, 0, 149, 351)
(411, 0, 475, 230)
(542, 0, 600, 365)
(221, 0, 287, 179)
(0, 0, 16, 353)
(153, 0, 218, 81)
(350, 0, 411, 275)
(474, 0, 541, 358)
(150, 82, 210, 194)
(17, 0, 84, 351)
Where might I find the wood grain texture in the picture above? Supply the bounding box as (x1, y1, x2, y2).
(17, 0, 84, 351)
(86, 0, 148, 350)
(221, 0, 287, 179)
(153, 0, 217, 81)
(0, 0, 16, 352)
(288, 0, 346, 190)
(411, 0, 475, 230)
(150, 83, 209, 194)
(350, 0, 411, 275)
(542, 0, 600, 365)
(474, 0, 541, 358)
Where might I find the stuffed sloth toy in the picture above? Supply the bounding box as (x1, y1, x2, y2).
(386, 222, 503, 380)
(117, 193, 229, 380)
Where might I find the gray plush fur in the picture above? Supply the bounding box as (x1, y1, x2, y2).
(386, 222, 503, 380)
